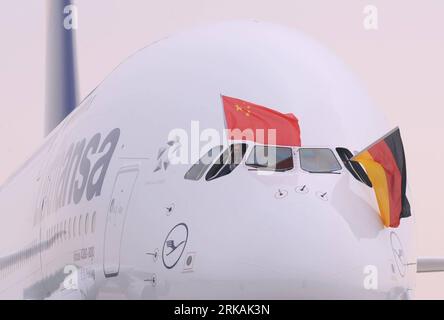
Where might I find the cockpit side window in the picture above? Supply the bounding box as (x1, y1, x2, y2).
(184, 145, 223, 181)
(245, 146, 294, 172)
(205, 143, 247, 181)
(336, 147, 372, 187)
(299, 148, 342, 173)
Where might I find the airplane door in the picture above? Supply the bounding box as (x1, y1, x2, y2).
(103, 165, 139, 278)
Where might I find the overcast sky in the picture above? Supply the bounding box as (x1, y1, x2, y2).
(1, 0, 444, 298)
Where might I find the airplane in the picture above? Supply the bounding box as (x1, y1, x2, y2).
(0, 0, 443, 300)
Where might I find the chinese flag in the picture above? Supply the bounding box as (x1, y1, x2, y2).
(352, 127, 411, 228)
(221, 95, 301, 146)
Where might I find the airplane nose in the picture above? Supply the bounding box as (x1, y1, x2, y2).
(189, 184, 406, 299)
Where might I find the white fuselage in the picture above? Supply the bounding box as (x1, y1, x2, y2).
(0, 21, 415, 299)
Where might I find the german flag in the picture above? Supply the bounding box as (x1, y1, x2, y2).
(352, 127, 411, 228)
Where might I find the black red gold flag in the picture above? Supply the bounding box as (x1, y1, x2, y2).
(352, 127, 411, 228)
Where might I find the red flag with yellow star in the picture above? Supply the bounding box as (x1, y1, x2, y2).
(221, 95, 301, 146)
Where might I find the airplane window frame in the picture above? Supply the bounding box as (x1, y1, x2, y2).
(205, 143, 248, 181)
(85, 213, 89, 235)
(299, 148, 343, 174)
(184, 145, 224, 181)
(68, 218, 72, 239)
(79, 215, 83, 237)
(245, 145, 294, 172)
(91, 211, 96, 234)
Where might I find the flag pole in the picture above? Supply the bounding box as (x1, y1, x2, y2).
(219, 94, 230, 149)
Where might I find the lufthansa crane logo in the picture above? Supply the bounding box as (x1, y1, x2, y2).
(390, 232, 407, 277)
(162, 223, 189, 269)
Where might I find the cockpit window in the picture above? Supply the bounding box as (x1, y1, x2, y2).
(299, 148, 342, 173)
(245, 146, 294, 172)
(205, 143, 247, 181)
(184, 145, 223, 181)
(336, 147, 372, 187)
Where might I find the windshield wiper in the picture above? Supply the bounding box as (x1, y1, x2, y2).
(246, 164, 269, 169)
(307, 170, 341, 174)
(247, 164, 292, 172)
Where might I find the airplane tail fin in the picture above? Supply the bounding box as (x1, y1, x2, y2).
(45, 0, 79, 136)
